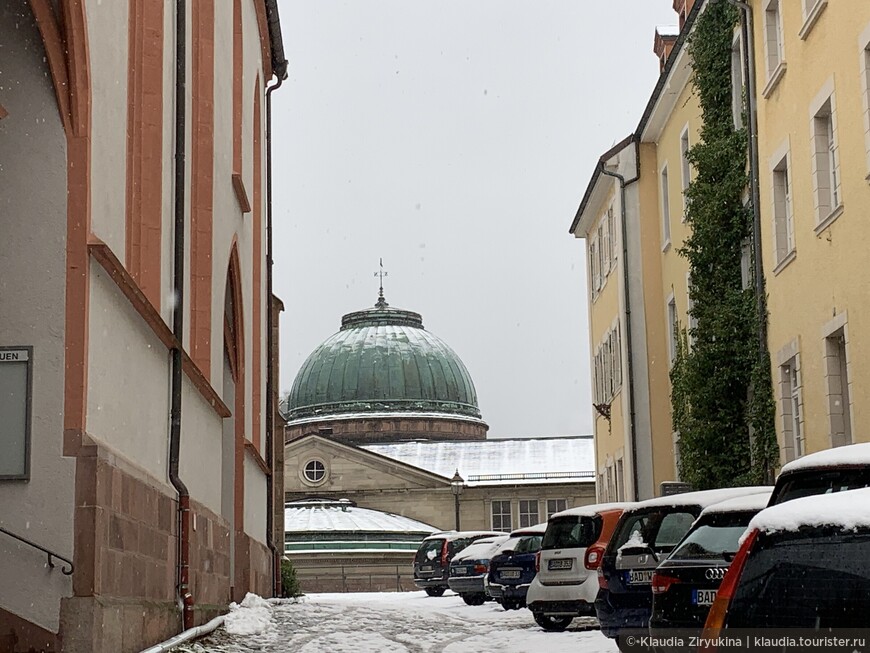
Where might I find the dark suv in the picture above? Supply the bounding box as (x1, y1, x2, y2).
(769, 442, 870, 505)
(704, 488, 870, 633)
(595, 487, 770, 650)
(413, 531, 500, 596)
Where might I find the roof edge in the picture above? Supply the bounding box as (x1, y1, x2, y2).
(568, 134, 635, 235)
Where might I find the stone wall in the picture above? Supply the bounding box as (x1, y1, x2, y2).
(285, 415, 487, 445)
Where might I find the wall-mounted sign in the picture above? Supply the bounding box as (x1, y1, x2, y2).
(0, 346, 32, 480)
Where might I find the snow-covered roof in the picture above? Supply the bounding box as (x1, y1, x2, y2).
(780, 442, 870, 475)
(453, 536, 511, 562)
(747, 487, 870, 536)
(552, 501, 635, 520)
(284, 501, 438, 535)
(657, 24, 680, 37)
(421, 530, 501, 543)
(362, 437, 595, 486)
(510, 522, 548, 536)
(699, 490, 773, 516)
(632, 487, 772, 510)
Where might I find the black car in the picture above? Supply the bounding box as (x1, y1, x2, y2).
(648, 492, 770, 646)
(769, 441, 870, 505)
(595, 487, 770, 651)
(447, 536, 509, 605)
(486, 523, 546, 610)
(413, 530, 500, 596)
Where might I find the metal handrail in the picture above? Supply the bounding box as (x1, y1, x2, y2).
(0, 526, 74, 575)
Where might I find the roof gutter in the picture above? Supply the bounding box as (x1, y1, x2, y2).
(599, 143, 642, 502)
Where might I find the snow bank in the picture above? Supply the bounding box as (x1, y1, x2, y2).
(699, 490, 772, 516)
(780, 442, 870, 474)
(747, 487, 870, 537)
(224, 593, 275, 636)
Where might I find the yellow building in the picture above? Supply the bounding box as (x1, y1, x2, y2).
(751, 0, 870, 461)
(570, 1, 708, 500)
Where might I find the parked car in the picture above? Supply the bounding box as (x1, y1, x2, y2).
(595, 487, 770, 650)
(413, 530, 501, 596)
(769, 441, 870, 505)
(526, 502, 632, 631)
(703, 487, 870, 635)
(448, 536, 510, 605)
(648, 491, 771, 645)
(486, 523, 548, 610)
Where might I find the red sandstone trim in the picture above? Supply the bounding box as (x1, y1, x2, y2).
(27, 0, 71, 132)
(88, 240, 231, 419)
(125, 0, 164, 308)
(190, 0, 215, 379)
(227, 244, 246, 538)
(253, 0, 273, 80)
(232, 172, 251, 213)
(232, 0, 243, 175)
(0, 104, 7, 120)
(244, 441, 271, 476)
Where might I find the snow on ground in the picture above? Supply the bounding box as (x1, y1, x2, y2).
(171, 591, 618, 653)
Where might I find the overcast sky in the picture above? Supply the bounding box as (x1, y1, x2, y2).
(272, 0, 678, 438)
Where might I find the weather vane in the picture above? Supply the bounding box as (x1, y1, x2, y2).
(374, 258, 389, 308)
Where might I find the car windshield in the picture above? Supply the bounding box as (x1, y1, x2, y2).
(541, 516, 599, 550)
(668, 511, 755, 561)
(611, 509, 697, 555)
(513, 534, 543, 554)
(727, 529, 870, 627)
(772, 468, 870, 505)
(416, 539, 443, 563)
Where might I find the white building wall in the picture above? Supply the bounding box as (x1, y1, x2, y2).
(180, 380, 224, 516)
(85, 0, 129, 257)
(244, 459, 268, 544)
(0, 5, 74, 633)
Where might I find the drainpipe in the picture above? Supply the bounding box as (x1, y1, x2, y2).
(265, 60, 288, 597)
(600, 145, 641, 501)
(726, 0, 766, 357)
(169, 0, 194, 630)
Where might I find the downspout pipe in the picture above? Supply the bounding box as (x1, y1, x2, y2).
(600, 150, 641, 501)
(725, 0, 767, 356)
(169, 0, 194, 630)
(265, 60, 288, 597)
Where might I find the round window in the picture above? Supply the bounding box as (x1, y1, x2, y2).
(303, 459, 327, 484)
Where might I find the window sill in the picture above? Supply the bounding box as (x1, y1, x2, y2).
(814, 203, 844, 235)
(799, 0, 827, 40)
(772, 249, 797, 276)
(662, 239, 672, 253)
(761, 61, 787, 99)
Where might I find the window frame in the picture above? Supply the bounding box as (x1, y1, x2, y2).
(518, 499, 540, 528)
(302, 458, 327, 485)
(546, 499, 568, 520)
(809, 82, 842, 230)
(761, 0, 787, 97)
(491, 500, 513, 532)
(771, 147, 795, 270)
(666, 294, 678, 366)
(660, 163, 672, 250)
(680, 126, 691, 220)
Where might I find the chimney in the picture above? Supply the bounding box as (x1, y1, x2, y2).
(654, 27, 679, 73)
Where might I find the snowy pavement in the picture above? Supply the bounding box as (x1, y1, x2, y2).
(172, 591, 618, 653)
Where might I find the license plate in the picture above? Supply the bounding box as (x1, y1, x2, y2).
(693, 589, 717, 606)
(455, 567, 468, 575)
(548, 558, 573, 571)
(500, 569, 521, 579)
(419, 565, 433, 572)
(624, 570, 654, 585)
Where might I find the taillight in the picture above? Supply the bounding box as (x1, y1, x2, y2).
(535, 551, 541, 573)
(441, 542, 449, 567)
(701, 529, 758, 652)
(474, 564, 487, 574)
(597, 566, 608, 590)
(584, 545, 605, 570)
(651, 571, 681, 595)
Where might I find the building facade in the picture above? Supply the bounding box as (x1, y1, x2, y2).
(750, 0, 870, 462)
(0, 2, 286, 651)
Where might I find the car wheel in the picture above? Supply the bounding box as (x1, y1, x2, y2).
(501, 599, 519, 611)
(533, 613, 573, 632)
(424, 587, 446, 597)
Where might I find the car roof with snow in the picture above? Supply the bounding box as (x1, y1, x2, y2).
(421, 530, 500, 543)
(779, 442, 870, 475)
(747, 487, 870, 536)
(509, 522, 548, 536)
(625, 486, 772, 512)
(452, 536, 511, 562)
(698, 489, 773, 516)
(551, 501, 635, 520)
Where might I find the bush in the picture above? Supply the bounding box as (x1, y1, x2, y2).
(281, 558, 302, 598)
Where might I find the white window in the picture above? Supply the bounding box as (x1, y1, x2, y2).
(303, 459, 327, 484)
(491, 500, 513, 532)
(667, 296, 677, 365)
(599, 222, 609, 278)
(763, 0, 784, 80)
(661, 165, 671, 247)
(800, 0, 827, 40)
(680, 128, 690, 219)
(780, 357, 804, 461)
(518, 500, 540, 528)
(546, 499, 567, 519)
(772, 153, 794, 264)
(606, 205, 617, 263)
(731, 32, 745, 129)
(594, 324, 623, 403)
(812, 96, 841, 222)
(825, 328, 852, 448)
(589, 238, 600, 295)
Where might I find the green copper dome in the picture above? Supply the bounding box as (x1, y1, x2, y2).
(287, 297, 482, 423)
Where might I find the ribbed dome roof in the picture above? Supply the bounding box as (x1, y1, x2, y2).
(286, 296, 481, 423)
